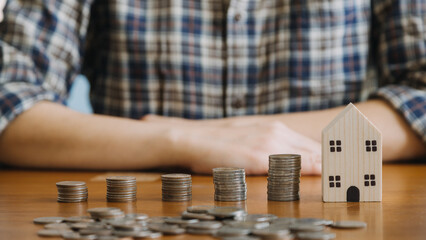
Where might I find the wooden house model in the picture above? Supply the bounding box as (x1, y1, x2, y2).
(322, 103, 382, 202)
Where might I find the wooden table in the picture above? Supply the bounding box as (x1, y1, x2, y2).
(0, 164, 425, 240)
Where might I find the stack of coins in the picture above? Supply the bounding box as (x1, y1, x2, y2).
(56, 181, 88, 203)
(161, 174, 192, 202)
(106, 176, 137, 202)
(213, 168, 247, 202)
(267, 154, 301, 201)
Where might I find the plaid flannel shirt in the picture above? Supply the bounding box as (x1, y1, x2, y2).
(0, 0, 425, 142)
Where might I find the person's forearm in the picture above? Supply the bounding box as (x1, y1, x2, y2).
(274, 99, 425, 161)
(0, 101, 177, 169)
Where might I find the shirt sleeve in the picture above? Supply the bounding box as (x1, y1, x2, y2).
(0, 0, 93, 133)
(371, 0, 426, 143)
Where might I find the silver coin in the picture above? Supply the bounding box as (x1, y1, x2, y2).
(125, 213, 149, 221)
(164, 217, 199, 226)
(297, 231, 336, 240)
(289, 223, 325, 232)
(186, 221, 223, 230)
(63, 216, 94, 223)
(62, 232, 97, 240)
(186, 228, 219, 235)
(221, 236, 262, 240)
(296, 218, 333, 226)
(331, 220, 367, 229)
(33, 217, 65, 225)
(252, 228, 291, 238)
(44, 223, 71, 230)
(112, 223, 147, 231)
(223, 220, 269, 230)
(148, 223, 186, 235)
(215, 226, 251, 237)
(132, 231, 162, 239)
(37, 229, 71, 237)
(182, 211, 216, 221)
(236, 214, 278, 223)
(207, 207, 246, 218)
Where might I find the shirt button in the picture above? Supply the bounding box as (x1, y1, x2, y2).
(234, 13, 242, 22)
(232, 98, 244, 109)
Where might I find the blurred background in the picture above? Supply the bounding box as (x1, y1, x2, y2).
(67, 75, 93, 114)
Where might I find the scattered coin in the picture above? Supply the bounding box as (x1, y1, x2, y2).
(221, 236, 262, 240)
(44, 223, 71, 230)
(224, 220, 269, 230)
(38, 229, 71, 237)
(297, 231, 336, 240)
(215, 226, 251, 237)
(161, 174, 192, 202)
(213, 168, 247, 202)
(33, 217, 65, 225)
(106, 176, 137, 202)
(331, 220, 367, 229)
(187, 205, 215, 213)
(182, 211, 216, 220)
(148, 223, 186, 235)
(252, 228, 291, 239)
(235, 214, 278, 223)
(290, 223, 325, 232)
(87, 207, 125, 220)
(186, 221, 223, 230)
(133, 231, 162, 239)
(186, 227, 219, 235)
(296, 218, 334, 226)
(33, 207, 366, 239)
(125, 213, 149, 222)
(207, 206, 246, 219)
(267, 154, 301, 202)
(164, 217, 199, 227)
(63, 216, 94, 223)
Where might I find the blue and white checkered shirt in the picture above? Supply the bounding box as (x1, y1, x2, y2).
(0, 0, 425, 142)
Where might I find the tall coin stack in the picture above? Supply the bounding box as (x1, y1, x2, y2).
(106, 176, 137, 202)
(267, 154, 301, 201)
(161, 174, 192, 202)
(213, 168, 247, 202)
(56, 181, 88, 203)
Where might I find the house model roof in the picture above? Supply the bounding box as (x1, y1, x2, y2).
(322, 103, 380, 134)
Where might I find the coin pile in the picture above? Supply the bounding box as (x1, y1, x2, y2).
(106, 176, 137, 202)
(267, 154, 301, 201)
(34, 206, 367, 240)
(213, 168, 247, 202)
(161, 174, 192, 202)
(87, 207, 125, 220)
(56, 181, 88, 203)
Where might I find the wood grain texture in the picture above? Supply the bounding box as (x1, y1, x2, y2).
(322, 103, 382, 202)
(1, 165, 425, 240)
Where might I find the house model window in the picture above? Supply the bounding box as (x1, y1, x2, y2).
(365, 140, 377, 152)
(364, 174, 376, 186)
(329, 175, 341, 188)
(329, 140, 342, 152)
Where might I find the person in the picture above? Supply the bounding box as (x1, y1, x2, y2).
(0, 1, 424, 175)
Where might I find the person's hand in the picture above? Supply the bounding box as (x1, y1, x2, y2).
(142, 115, 321, 175)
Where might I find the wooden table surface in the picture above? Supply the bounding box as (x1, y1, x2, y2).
(0, 164, 425, 240)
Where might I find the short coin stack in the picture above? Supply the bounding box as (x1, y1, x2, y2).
(106, 176, 137, 202)
(56, 181, 88, 203)
(267, 154, 301, 201)
(161, 174, 192, 202)
(213, 168, 247, 202)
